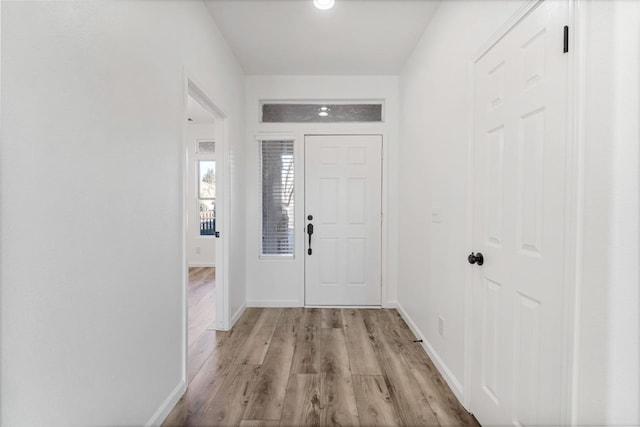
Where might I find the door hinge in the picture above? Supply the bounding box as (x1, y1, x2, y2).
(563, 25, 569, 53)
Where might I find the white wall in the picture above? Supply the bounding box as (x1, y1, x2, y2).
(245, 75, 399, 307)
(186, 123, 217, 267)
(398, 0, 527, 398)
(398, 0, 640, 423)
(0, 1, 245, 426)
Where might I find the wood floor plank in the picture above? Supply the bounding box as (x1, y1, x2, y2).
(352, 375, 400, 427)
(187, 267, 216, 348)
(165, 307, 478, 427)
(321, 374, 360, 427)
(187, 330, 218, 382)
(187, 267, 215, 304)
(291, 326, 320, 374)
(280, 374, 322, 427)
(291, 310, 322, 374)
(411, 367, 478, 427)
(162, 348, 230, 426)
(366, 312, 440, 426)
(164, 309, 264, 426)
(238, 421, 280, 427)
(218, 308, 263, 363)
(244, 309, 302, 421)
(379, 310, 479, 426)
(303, 307, 322, 327)
(377, 309, 433, 369)
(320, 308, 343, 329)
(162, 394, 192, 426)
(198, 364, 260, 427)
(343, 309, 382, 375)
(320, 328, 351, 376)
(189, 288, 216, 346)
(236, 308, 283, 365)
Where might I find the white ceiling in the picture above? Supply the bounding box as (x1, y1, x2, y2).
(204, 0, 441, 75)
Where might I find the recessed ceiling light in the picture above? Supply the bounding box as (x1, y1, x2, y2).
(319, 111, 329, 117)
(320, 106, 329, 111)
(314, 0, 335, 10)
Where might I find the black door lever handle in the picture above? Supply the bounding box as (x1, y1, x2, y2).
(307, 223, 314, 255)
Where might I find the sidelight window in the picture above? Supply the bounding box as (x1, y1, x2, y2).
(260, 140, 295, 257)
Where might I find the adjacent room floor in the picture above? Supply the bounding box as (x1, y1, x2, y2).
(187, 267, 216, 381)
(164, 305, 478, 426)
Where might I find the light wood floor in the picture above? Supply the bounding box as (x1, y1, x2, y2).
(164, 304, 479, 427)
(188, 267, 217, 382)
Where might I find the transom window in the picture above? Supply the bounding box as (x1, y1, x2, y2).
(261, 103, 383, 123)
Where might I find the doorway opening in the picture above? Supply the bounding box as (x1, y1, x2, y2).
(183, 77, 229, 385)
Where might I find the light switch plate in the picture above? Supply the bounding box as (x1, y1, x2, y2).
(431, 208, 442, 223)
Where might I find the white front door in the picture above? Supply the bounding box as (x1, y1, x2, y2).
(304, 135, 382, 306)
(470, 1, 569, 425)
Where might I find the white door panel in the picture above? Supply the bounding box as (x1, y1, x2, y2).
(305, 135, 382, 306)
(470, 1, 568, 425)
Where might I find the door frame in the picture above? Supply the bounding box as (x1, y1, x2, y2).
(303, 134, 384, 307)
(254, 124, 392, 308)
(464, 0, 585, 424)
(181, 72, 231, 384)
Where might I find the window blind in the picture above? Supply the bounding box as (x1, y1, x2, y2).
(261, 140, 295, 256)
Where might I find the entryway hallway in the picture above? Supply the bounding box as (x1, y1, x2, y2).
(163, 308, 479, 426)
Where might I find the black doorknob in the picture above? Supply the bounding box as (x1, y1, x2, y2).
(468, 252, 484, 266)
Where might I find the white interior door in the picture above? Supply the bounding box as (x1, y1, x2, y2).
(305, 135, 382, 306)
(470, 1, 568, 425)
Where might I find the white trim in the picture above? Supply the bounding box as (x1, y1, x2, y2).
(185, 72, 230, 333)
(145, 381, 186, 427)
(247, 300, 302, 308)
(229, 303, 247, 330)
(563, 1, 587, 424)
(260, 98, 385, 105)
(463, 53, 476, 410)
(0, 7, 4, 425)
(216, 107, 230, 331)
(465, 0, 581, 422)
(255, 132, 297, 142)
(182, 71, 231, 392)
(306, 305, 382, 309)
(396, 302, 465, 403)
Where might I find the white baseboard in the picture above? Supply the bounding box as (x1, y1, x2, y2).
(229, 303, 246, 329)
(187, 262, 215, 268)
(146, 380, 186, 427)
(246, 300, 302, 308)
(395, 302, 465, 402)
